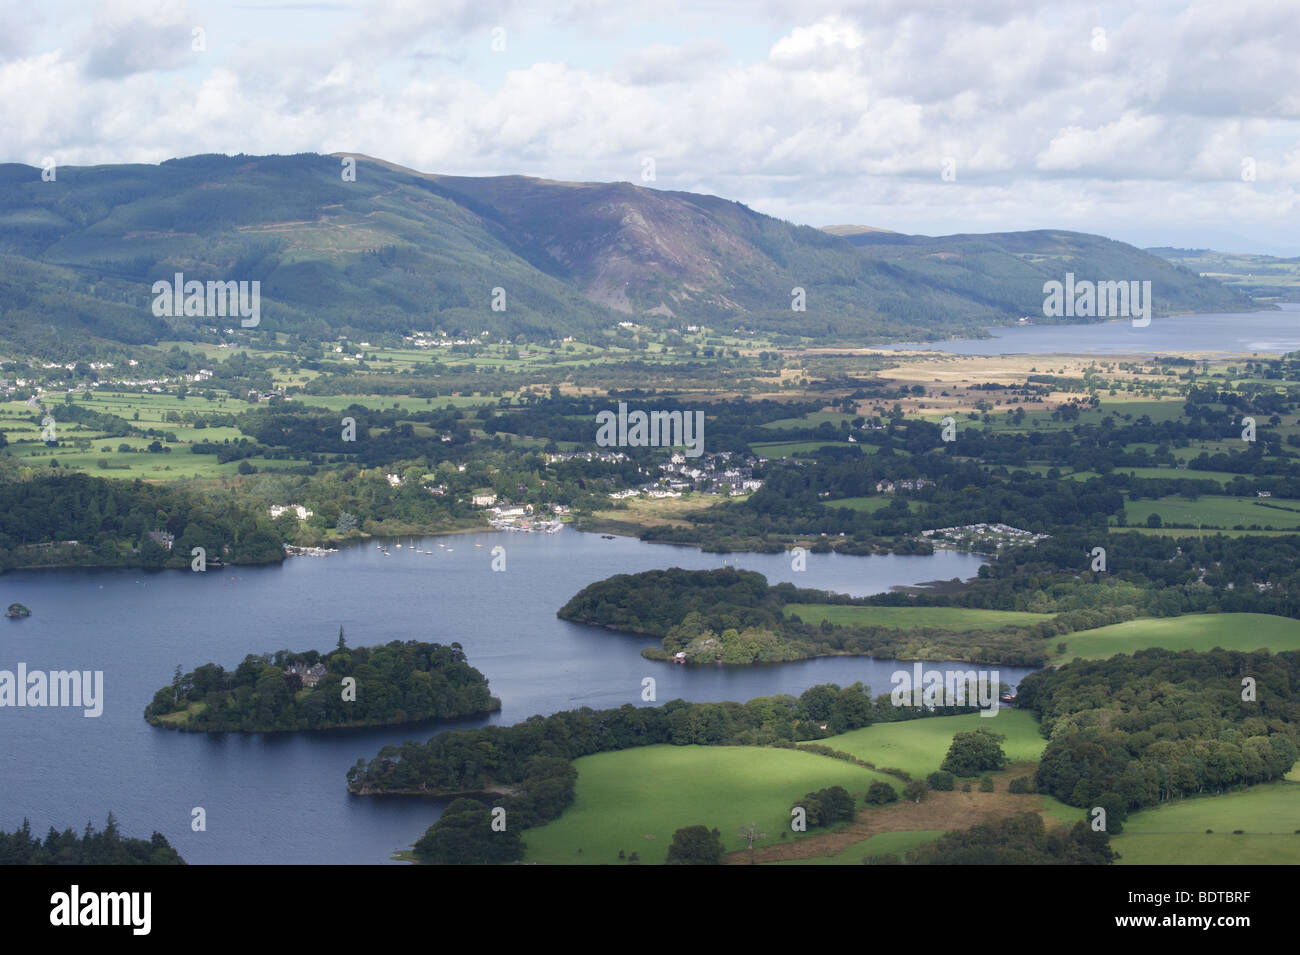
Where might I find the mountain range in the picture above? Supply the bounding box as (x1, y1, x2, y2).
(0, 153, 1255, 356)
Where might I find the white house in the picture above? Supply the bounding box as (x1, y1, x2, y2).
(270, 504, 314, 521)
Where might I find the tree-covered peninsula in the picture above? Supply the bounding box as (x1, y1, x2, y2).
(556, 566, 1065, 666)
(0, 472, 285, 572)
(145, 638, 499, 732)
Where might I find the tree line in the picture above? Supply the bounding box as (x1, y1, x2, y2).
(0, 815, 185, 865)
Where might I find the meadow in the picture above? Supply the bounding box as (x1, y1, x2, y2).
(784, 604, 1052, 632)
(760, 411, 859, 430)
(1056, 467, 1240, 485)
(1050, 613, 1300, 663)
(761, 710, 1081, 864)
(820, 496, 914, 513)
(1121, 495, 1300, 530)
(750, 439, 850, 458)
(1110, 781, 1300, 865)
(804, 709, 1047, 779)
(520, 744, 897, 864)
(1122, 527, 1300, 539)
(1, 391, 310, 480)
(587, 493, 727, 530)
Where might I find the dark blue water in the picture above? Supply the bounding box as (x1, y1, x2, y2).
(884, 304, 1300, 355)
(0, 530, 1030, 864)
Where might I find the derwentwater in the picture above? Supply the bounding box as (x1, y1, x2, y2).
(0, 530, 1032, 864)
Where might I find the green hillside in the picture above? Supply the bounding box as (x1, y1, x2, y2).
(0, 153, 1256, 356)
(1050, 613, 1300, 662)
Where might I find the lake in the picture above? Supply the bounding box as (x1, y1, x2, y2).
(0, 530, 1032, 864)
(883, 304, 1300, 355)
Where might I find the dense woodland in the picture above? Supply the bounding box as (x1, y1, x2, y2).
(0, 472, 284, 570)
(1018, 649, 1300, 824)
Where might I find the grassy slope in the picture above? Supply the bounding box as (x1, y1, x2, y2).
(1050, 613, 1300, 663)
(785, 604, 1052, 631)
(820, 496, 911, 512)
(750, 440, 846, 458)
(1122, 495, 1300, 529)
(804, 709, 1047, 778)
(521, 744, 896, 865)
(1111, 781, 1300, 865)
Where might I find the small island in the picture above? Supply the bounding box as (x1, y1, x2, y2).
(145, 632, 500, 732)
(5, 603, 31, 618)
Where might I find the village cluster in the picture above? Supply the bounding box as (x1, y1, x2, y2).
(921, 523, 1051, 552)
(608, 451, 764, 500)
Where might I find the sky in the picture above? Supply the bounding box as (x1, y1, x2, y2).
(3, 0, 1298, 254)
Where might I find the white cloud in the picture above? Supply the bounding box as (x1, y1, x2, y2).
(1, 0, 1297, 251)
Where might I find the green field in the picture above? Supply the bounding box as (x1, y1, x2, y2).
(976, 400, 1187, 435)
(760, 412, 858, 430)
(1051, 613, 1300, 663)
(1123, 527, 1300, 539)
(807, 710, 1047, 779)
(1111, 781, 1300, 865)
(750, 440, 847, 457)
(1, 386, 508, 479)
(1, 391, 316, 479)
(293, 394, 490, 412)
(521, 744, 897, 864)
(1122, 495, 1300, 530)
(1058, 467, 1239, 485)
(786, 604, 1052, 632)
(820, 497, 914, 513)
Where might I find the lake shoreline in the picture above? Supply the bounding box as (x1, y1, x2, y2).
(145, 699, 503, 735)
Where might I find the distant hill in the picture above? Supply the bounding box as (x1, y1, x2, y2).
(820, 224, 896, 236)
(1147, 247, 1300, 304)
(0, 153, 1255, 355)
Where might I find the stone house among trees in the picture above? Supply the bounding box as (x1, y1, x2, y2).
(147, 529, 174, 550)
(285, 661, 327, 688)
